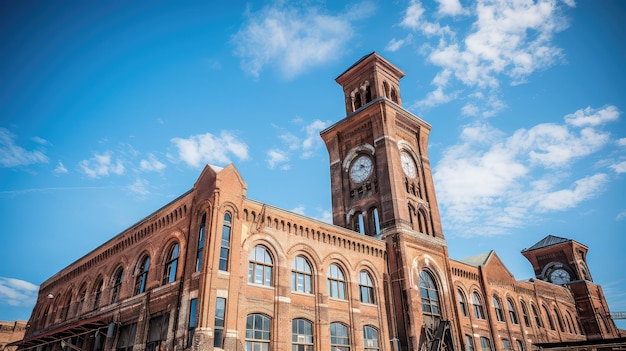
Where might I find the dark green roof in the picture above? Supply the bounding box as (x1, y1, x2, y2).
(457, 251, 492, 267)
(522, 235, 570, 252)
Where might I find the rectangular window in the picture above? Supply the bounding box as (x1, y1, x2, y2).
(146, 314, 169, 351)
(116, 324, 137, 351)
(214, 298, 226, 348)
(465, 335, 474, 351)
(219, 223, 231, 271)
(187, 299, 198, 348)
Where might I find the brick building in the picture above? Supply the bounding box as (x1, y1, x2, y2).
(15, 53, 623, 351)
(0, 321, 26, 351)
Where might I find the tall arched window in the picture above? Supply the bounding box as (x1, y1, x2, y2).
(245, 314, 270, 350)
(111, 267, 124, 303)
(520, 300, 531, 327)
(93, 278, 103, 310)
(493, 296, 505, 322)
(543, 305, 555, 330)
(134, 255, 150, 295)
(219, 213, 232, 271)
(531, 304, 543, 328)
(566, 311, 578, 334)
(369, 208, 380, 236)
(162, 243, 179, 285)
(328, 264, 346, 300)
(554, 308, 565, 332)
(291, 256, 313, 294)
(507, 299, 519, 324)
(353, 213, 365, 235)
(472, 292, 486, 320)
(292, 318, 313, 351)
(76, 285, 87, 316)
(359, 270, 375, 304)
(418, 271, 440, 317)
(458, 290, 468, 317)
(515, 339, 525, 351)
(479, 336, 491, 351)
(330, 323, 350, 351)
(60, 292, 72, 321)
(363, 326, 379, 351)
(248, 245, 273, 286)
(196, 213, 206, 272)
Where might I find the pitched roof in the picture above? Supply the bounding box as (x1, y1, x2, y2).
(522, 235, 570, 252)
(457, 251, 492, 267)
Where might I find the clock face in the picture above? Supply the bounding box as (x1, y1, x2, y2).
(549, 268, 571, 285)
(349, 155, 373, 183)
(400, 151, 417, 178)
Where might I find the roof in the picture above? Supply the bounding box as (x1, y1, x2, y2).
(522, 235, 570, 252)
(457, 251, 492, 267)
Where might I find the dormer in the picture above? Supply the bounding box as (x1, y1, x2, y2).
(335, 52, 405, 115)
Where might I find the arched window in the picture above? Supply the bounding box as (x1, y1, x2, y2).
(369, 208, 380, 236)
(520, 300, 531, 327)
(111, 267, 124, 303)
(531, 304, 543, 328)
(196, 213, 206, 272)
(245, 314, 270, 350)
(354, 92, 362, 110)
(330, 322, 350, 351)
(542, 305, 555, 330)
(162, 243, 179, 285)
(502, 339, 511, 350)
(567, 311, 578, 334)
(76, 285, 87, 316)
(418, 271, 440, 317)
(479, 336, 491, 351)
(60, 292, 72, 321)
(383, 81, 390, 98)
(291, 256, 313, 294)
(390, 88, 398, 103)
(219, 213, 232, 271)
(493, 296, 505, 322)
(134, 256, 150, 295)
(465, 334, 475, 351)
(93, 278, 103, 310)
(353, 213, 365, 235)
(515, 339, 525, 351)
(472, 292, 486, 320)
(364, 85, 372, 103)
(507, 299, 519, 324)
(328, 264, 346, 300)
(458, 290, 468, 317)
(292, 318, 313, 351)
(554, 308, 565, 332)
(359, 271, 375, 304)
(363, 326, 379, 351)
(249, 245, 273, 286)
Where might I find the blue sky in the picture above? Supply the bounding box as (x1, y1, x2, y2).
(1, 0, 625, 328)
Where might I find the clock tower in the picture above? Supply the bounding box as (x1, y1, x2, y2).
(321, 53, 457, 351)
(522, 235, 620, 339)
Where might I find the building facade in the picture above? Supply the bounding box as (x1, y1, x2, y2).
(16, 53, 622, 351)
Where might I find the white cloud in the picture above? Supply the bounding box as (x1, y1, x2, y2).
(291, 205, 306, 215)
(291, 205, 332, 223)
(128, 178, 150, 197)
(415, 86, 455, 108)
(617, 210, 626, 221)
(267, 149, 290, 170)
(564, 105, 620, 127)
(233, 2, 370, 79)
(31, 136, 49, 145)
(140, 153, 166, 172)
(79, 152, 125, 178)
(610, 161, 626, 174)
(0, 128, 49, 167)
(617, 138, 626, 147)
(436, 0, 466, 16)
(0, 277, 38, 307)
(54, 161, 68, 174)
(385, 35, 413, 52)
(434, 106, 615, 237)
(537, 173, 608, 211)
(170, 131, 249, 168)
(402, 0, 574, 112)
(270, 119, 331, 168)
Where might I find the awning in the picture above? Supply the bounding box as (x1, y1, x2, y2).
(9, 317, 109, 350)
